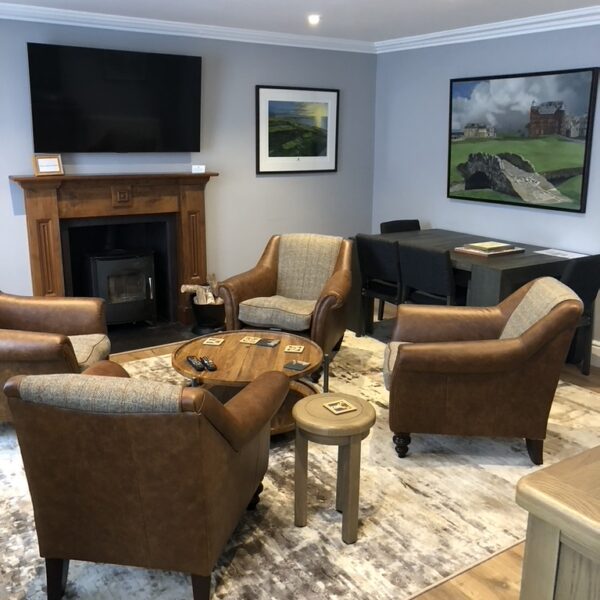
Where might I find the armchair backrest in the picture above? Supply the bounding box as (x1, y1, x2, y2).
(500, 277, 583, 339)
(277, 233, 342, 300)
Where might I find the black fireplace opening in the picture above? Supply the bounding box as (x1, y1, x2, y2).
(61, 215, 178, 325)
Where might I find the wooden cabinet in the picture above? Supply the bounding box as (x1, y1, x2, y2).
(516, 445, 600, 600)
(10, 172, 218, 324)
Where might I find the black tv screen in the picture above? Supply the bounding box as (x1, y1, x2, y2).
(27, 43, 201, 153)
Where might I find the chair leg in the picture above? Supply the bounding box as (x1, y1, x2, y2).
(46, 558, 69, 600)
(362, 295, 374, 335)
(247, 482, 264, 510)
(393, 433, 411, 458)
(378, 299, 385, 321)
(191, 574, 211, 600)
(526, 439, 544, 465)
(581, 325, 593, 376)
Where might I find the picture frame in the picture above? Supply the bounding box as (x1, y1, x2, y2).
(32, 154, 64, 176)
(447, 68, 598, 213)
(256, 85, 339, 174)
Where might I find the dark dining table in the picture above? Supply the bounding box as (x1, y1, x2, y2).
(347, 228, 590, 333)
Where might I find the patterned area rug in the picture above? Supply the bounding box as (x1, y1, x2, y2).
(2, 331, 600, 599)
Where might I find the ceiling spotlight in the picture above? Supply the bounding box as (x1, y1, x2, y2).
(308, 14, 321, 26)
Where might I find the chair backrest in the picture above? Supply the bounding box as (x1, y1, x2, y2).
(560, 255, 600, 308)
(500, 277, 583, 339)
(380, 219, 421, 234)
(397, 245, 455, 300)
(355, 234, 402, 285)
(277, 233, 342, 300)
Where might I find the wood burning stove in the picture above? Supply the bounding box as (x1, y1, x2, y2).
(89, 251, 157, 325)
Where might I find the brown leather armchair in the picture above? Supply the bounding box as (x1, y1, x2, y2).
(383, 277, 583, 465)
(4, 361, 289, 600)
(0, 291, 110, 423)
(218, 233, 352, 359)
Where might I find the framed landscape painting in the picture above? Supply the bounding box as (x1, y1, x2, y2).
(447, 68, 598, 213)
(256, 85, 339, 174)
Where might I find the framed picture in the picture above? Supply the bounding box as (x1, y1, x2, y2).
(447, 68, 598, 213)
(32, 154, 64, 176)
(256, 85, 339, 174)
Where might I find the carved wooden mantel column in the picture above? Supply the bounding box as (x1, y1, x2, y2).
(10, 172, 218, 323)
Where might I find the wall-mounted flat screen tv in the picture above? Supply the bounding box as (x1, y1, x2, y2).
(27, 43, 202, 153)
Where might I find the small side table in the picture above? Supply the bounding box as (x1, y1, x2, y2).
(292, 393, 376, 544)
(516, 445, 600, 600)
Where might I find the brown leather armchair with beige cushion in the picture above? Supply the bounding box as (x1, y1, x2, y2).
(4, 361, 289, 600)
(383, 277, 583, 465)
(218, 233, 352, 360)
(0, 291, 110, 423)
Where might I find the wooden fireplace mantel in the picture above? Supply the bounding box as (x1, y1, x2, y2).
(10, 172, 218, 324)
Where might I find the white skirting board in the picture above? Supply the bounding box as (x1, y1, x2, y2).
(592, 340, 600, 369)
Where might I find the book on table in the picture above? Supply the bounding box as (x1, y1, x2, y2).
(464, 240, 515, 252)
(256, 338, 280, 347)
(454, 245, 525, 257)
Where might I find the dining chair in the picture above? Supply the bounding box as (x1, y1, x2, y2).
(560, 254, 600, 375)
(397, 245, 465, 306)
(355, 234, 403, 334)
(379, 219, 421, 234)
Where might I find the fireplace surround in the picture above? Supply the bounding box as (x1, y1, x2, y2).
(11, 172, 218, 324)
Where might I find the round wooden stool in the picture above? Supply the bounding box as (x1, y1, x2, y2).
(292, 392, 376, 544)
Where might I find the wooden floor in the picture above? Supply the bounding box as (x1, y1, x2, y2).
(113, 332, 600, 600)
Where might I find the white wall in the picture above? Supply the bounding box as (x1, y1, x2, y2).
(373, 25, 600, 341)
(0, 20, 376, 294)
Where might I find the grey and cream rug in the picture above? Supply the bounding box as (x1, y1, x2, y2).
(2, 331, 600, 599)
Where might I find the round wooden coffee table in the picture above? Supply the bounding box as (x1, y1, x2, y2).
(172, 330, 324, 435)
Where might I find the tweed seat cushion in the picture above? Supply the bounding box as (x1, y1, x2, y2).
(383, 341, 413, 390)
(69, 333, 111, 370)
(500, 277, 582, 339)
(239, 296, 316, 331)
(18, 374, 181, 413)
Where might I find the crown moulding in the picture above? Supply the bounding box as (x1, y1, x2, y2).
(0, 2, 599, 54)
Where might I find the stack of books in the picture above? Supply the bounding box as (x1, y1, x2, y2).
(454, 241, 525, 257)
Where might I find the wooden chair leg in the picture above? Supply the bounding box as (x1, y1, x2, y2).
(191, 574, 211, 600)
(392, 433, 411, 458)
(526, 438, 544, 465)
(46, 558, 69, 600)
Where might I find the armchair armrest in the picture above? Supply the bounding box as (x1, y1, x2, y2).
(218, 265, 277, 306)
(317, 268, 351, 309)
(0, 329, 78, 367)
(181, 371, 289, 451)
(0, 292, 107, 335)
(82, 360, 130, 378)
(393, 337, 527, 374)
(392, 304, 507, 343)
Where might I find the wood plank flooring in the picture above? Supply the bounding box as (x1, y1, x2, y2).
(113, 331, 600, 600)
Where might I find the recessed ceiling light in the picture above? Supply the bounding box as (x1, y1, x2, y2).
(308, 14, 321, 26)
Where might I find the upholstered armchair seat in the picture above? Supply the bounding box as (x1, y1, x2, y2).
(219, 233, 353, 359)
(5, 361, 289, 600)
(0, 291, 110, 422)
(384, 277, 583, 465)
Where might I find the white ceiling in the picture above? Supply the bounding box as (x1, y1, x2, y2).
(0, 0, 599, 50)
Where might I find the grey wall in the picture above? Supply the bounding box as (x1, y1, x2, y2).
(373, 26, 600, 339)
(0, 20, 376, 294)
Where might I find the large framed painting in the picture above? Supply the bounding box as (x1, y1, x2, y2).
(256, 85, 339, 174)
(447, 68, 598, 213)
